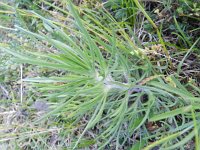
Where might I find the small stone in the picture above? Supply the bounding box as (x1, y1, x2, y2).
(33, 101, 49, 112)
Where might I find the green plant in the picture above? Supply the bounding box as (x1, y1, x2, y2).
(177, 0, 200, 18)
(175, 0, 200, 48)
(1, 0, 200, 149)
(103, 0, 138, 26)
(15, 0, 39, 9)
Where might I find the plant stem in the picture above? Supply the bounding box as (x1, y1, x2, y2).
(133, 0, 173, 67)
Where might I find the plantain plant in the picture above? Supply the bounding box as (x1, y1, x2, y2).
(1, 0, 200, 149)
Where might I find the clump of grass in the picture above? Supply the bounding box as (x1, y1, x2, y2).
(0, 0, 200, 149)
(103, 0, 138, 26)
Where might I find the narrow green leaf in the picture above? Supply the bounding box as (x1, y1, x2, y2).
(150, 105, 192, 122)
